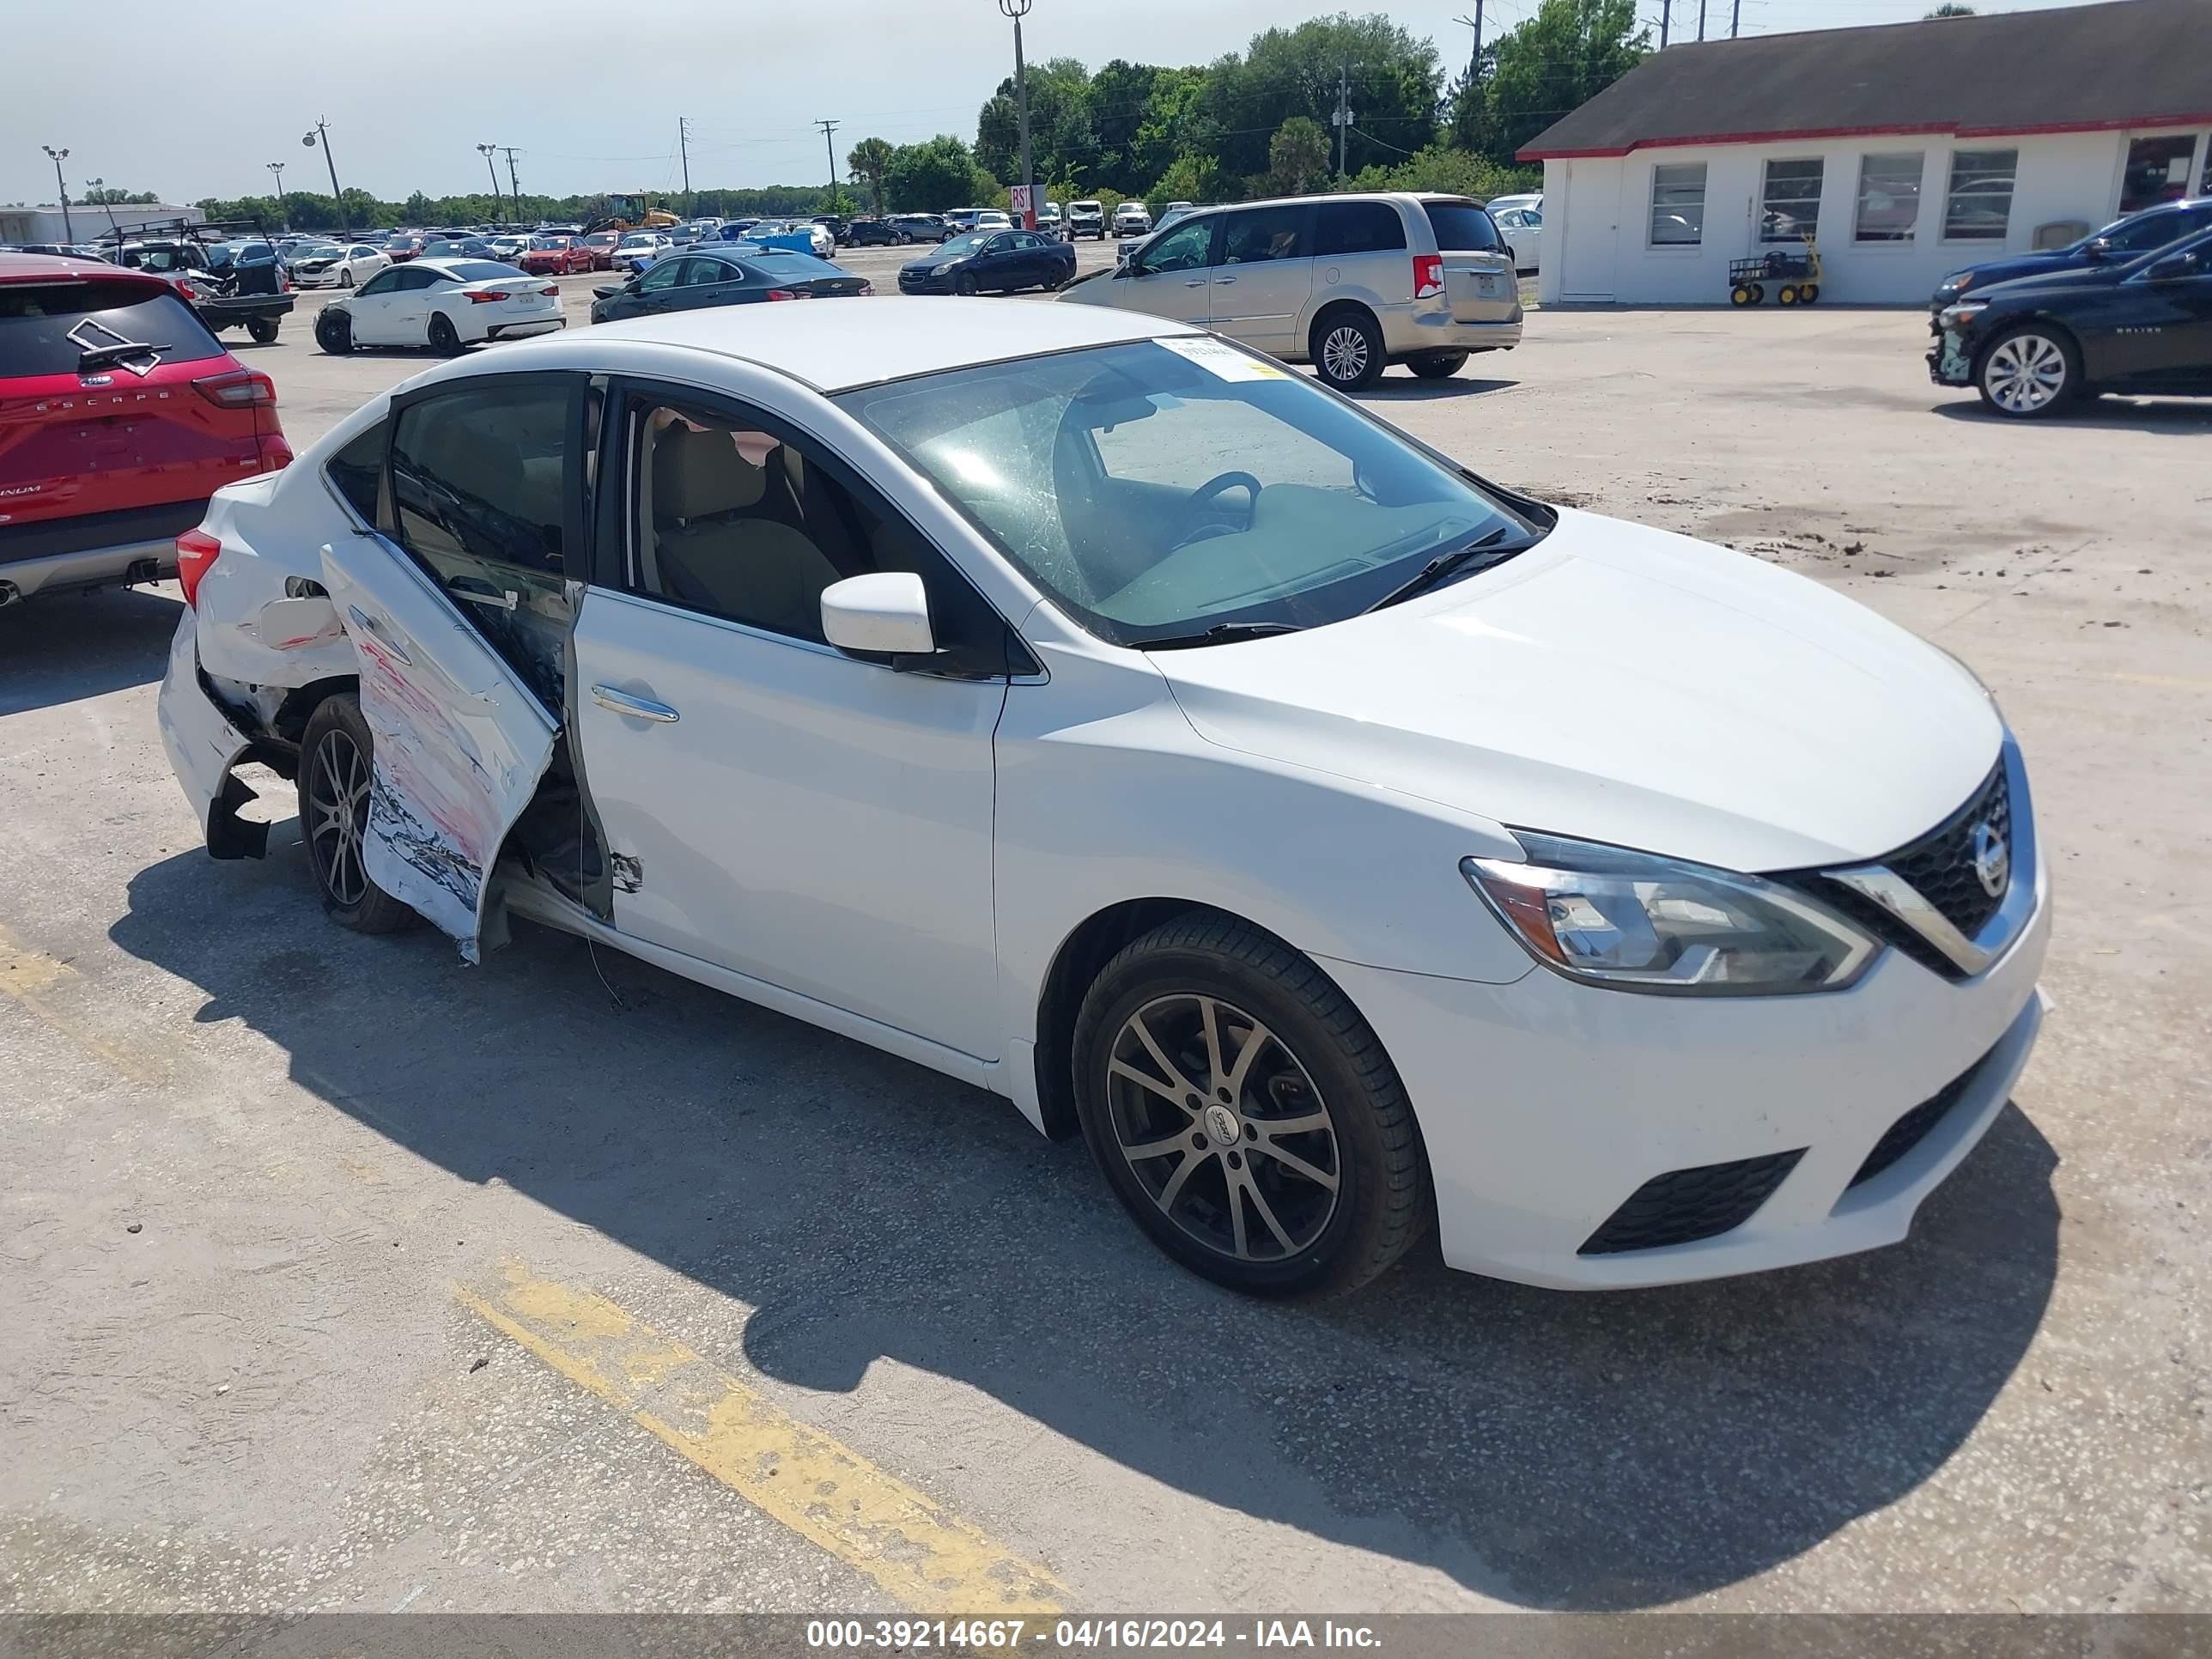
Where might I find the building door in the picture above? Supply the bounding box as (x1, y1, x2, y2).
(2120, 133, 2209, 215)
(1558, 160, 1620, 302)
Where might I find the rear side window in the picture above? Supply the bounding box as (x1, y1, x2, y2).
(0, 283, 224, 378)
(1421, 201, 1503, 252)
(1314, 202, 1407, 257)
(325, 418, 387, 525)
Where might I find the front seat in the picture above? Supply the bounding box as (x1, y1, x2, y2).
(650, 424, 842, 641)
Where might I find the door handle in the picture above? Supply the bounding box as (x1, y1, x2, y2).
(1212, 276, 1236, 285)
(591, 684, 680, 723)
(344, 605, 412, 666)
(1182, 279, 1206, 288)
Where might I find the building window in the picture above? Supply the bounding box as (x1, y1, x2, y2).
(1943, 149, 2018, 241)
(1760, 158, 1824, 244)
(2120, 133, 2200, 215)
(1855, 152, 1925, 243)
(1649, 163, 1706, 246)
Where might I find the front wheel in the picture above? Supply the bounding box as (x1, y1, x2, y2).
(339, 269, 356, 289)
(1977, 325, 2078, 417)
(1311, 308, 1385, 391)
(313, 310, 352, 355)
(297, 696, 416, 935)
(953, 270, 980, 296)
(1407, 349, 1468, 380)
(428, 313, 463, 356)
(1073, 914, 1429, 1298)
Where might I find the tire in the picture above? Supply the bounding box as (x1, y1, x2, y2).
(428, 313, 462, 356)
(314, 310, 352, 355)
(246, 316, 279, 344)
(339, 269, 356, 289)
(953, 270, 980, 297)
(1778, 283, 1799, 306)
(1073, 912, 1429, 1298)
(1749, 283, 1765, 305)
(1407, 349, 1468, 380)
(1975, 325, 2079, 418)
(1310, 307, 1385, 391)
(296, 696, 416, 935)
(1730, 283, 1753, 307)
(1800, 283, 1820, 304)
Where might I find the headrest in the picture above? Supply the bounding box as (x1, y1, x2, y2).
(654, 425, 766, 520)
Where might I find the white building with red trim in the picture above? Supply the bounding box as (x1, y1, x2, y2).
(1517, 0, 2211, 305)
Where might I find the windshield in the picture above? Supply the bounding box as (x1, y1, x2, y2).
(936, 232, 991, 255)
(619, 234, 653, 247)
(836, 338, 1541, 646)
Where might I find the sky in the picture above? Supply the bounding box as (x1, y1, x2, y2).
(4, 0, 2102, 207)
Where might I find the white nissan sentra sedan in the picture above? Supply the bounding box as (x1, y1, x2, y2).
(158, 300, 2048, 1299)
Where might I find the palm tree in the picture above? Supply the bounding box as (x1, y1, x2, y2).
(848, 137, 896, 217)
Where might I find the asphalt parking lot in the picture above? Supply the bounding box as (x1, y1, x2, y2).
(2, 284, 2207, 1619)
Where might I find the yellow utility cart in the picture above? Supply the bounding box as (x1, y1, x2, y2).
(1729, 236, 1823, 306)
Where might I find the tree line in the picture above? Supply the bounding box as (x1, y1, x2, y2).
(191, 3, 1645, 230)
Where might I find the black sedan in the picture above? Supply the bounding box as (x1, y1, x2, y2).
(589, 248, 869, 324)
(1932, 196, 2212, 308)
(843, 217, 910, 246)
(1929, 225, 2212, 416)
(896, 228, 1075, 296)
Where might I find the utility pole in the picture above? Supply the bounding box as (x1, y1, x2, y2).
(816, 118, 840, 212)
(1698, 0, 1706, 40)
(1332, 64, 1355, 183)
(1452, 7, 1484, 82)
(1661, 0, 1670, 47)
(678, 118, 692, 211)
(302, 120, 346, 232)
(1731, 0, 1741, 36)
(41, 145, 73, 241)
(999, 0, 1034, 229)
(477, 143, 504, 222)
(501, 147, 522, 219)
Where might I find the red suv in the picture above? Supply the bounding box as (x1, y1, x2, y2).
(0, 255, 293, 604)
(520, 235, 593, 276)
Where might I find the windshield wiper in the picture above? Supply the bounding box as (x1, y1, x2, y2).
(76, 340, 172, 372)
(1364, 526, 1515, 612)
(1137, 621, 1304, 651)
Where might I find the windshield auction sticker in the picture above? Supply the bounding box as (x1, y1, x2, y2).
(1158, 336, 1289, 380)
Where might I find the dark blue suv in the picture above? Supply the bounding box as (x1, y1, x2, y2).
(1933, 197, 2212, 307)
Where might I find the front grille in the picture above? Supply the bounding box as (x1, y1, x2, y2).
(1579, 1149, 1805, 1256)
(1847, 1043, 1996, 1188)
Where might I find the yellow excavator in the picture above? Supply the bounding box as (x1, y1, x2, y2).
(585, 194, 684, 234)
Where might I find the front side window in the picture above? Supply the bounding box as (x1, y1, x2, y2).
(1220, 206, 1311, 265)
(1943, 149, 2017, 242)
(1855, 152, 1925, 242)
(1314, 202, 1407, 257)
(1649, 164, 1706, 246)
(390, 380, 574, 708)
(1133, 217, 1214, 275)
(356, 270, 401, 296)
(636, 259, 687, 292)
(836, 339, 1543, 647)
(1760, 158, 1823, 243)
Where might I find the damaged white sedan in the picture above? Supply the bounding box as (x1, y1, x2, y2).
(160, 299, 2047, 1298)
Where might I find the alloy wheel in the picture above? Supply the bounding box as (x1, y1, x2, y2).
(1103, 994, 1341, 1262)
(1322, 325, 1370, 384)
(307, 728, 371, 908)
(1984, 333, 2068, 412)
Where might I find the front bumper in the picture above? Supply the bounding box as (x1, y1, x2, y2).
(1928, 320, 1976, 386)
(897, 270, 960, 294)
(1321, 859, 2051, 1290)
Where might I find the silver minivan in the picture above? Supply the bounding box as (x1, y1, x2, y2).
(1061, 191, 1522, 389)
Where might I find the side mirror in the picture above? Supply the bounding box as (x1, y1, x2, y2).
(2084, 237, 2112, 262)
(592, 285, 617, 300)
(821, 572, 935, 660)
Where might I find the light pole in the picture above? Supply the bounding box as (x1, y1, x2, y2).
(998, 0, 1034, 229)
(266, 160, 286, 199)
(41, 145, 74, 242)
(302, 119, 345, 233)
(477, 143, 504, 222)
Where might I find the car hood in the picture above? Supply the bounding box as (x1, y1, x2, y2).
(1146, 509, 2001, 873)
(1936, 251, 2079, 298)
(1966, 262, 2130, 306)
(904, 250, 971, 270)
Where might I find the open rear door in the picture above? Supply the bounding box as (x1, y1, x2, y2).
(319, 539, 557, 962)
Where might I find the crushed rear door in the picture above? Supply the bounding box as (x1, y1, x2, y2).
(1420, 199, 1518, 324)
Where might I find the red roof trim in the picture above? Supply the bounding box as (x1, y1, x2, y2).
(1519, 111, 2212, 162)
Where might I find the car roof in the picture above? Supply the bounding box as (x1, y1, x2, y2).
(494, 294, 1201, 392)
(0, 252, 172, 289)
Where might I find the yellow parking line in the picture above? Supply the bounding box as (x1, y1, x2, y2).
(0, 925, 166, 1086)
(456, 1262, 1069, 1616)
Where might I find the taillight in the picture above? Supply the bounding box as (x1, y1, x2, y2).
(857, 281, 873, 295)
(175, 528, 222, 608)
(193, 368, 277, 409)
(539, 285, 559, 297)
(465, 289, 509, 303)
(1413, 253, 1445, 300)
(764, 289, 799, 301)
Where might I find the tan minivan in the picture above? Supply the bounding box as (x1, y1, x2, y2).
(1060, 191, 1522, 389)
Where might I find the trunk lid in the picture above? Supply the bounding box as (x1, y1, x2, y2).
(1421, 198, 1518, 323)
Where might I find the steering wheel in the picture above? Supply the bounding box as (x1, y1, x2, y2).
(1169, 471, 1262, 553)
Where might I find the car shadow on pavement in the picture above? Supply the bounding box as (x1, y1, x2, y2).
(0, 586, 180, 716)
(1357, 375, 1518, 403)
(109, 843, 2059, 1611)
(1930, 397, 2212, 434)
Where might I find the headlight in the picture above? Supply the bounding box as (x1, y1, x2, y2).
(1937, 300, 1990, 331)
(1949, 270, 1976, 294)
(1462, 833, 1877, 996)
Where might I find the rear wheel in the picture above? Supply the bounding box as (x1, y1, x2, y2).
(1778, 283, 1800, 306)
(1073, 914, 1429, 1298)
(1799, 283, 1820, 304)
(313, 310, 352, 355)
(1407, 349, 1468, 380)
(1311, 307, 1385, 391)
(246, 316, 279, 344)
(1730, 283, 1754, 306)
(297, 696, 416, 935)
(428, 313, 462, 356)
